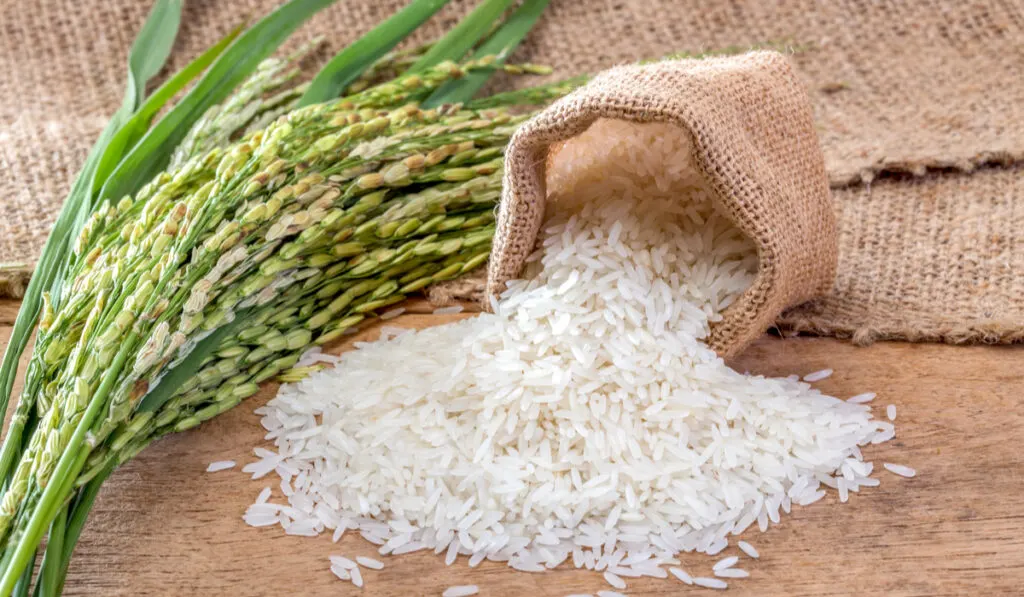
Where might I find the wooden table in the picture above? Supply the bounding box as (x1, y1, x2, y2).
(2, 299, 1022, 596)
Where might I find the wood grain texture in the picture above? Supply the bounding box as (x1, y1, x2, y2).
(1, 309, 1021, 596)
(0, 300, 22, 325)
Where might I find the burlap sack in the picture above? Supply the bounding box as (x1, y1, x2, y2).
(487, 52, 836, 356)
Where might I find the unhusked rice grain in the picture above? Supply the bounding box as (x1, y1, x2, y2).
(247, 121, 900, 590)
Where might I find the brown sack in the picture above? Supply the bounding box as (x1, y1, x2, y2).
(487, 52, 836, 357)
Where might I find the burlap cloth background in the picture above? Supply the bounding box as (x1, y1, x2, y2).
(2, 0, 1023, 344)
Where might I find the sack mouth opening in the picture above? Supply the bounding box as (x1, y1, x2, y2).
(537, 117, 762, 325)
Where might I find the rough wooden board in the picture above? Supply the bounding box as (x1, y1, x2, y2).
(0, 300, 22, 325)
(0, 312, 1021, 596)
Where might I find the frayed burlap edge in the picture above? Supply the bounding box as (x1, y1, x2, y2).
(779, 310, 1024, 346)
(831, 150, 1024, 188)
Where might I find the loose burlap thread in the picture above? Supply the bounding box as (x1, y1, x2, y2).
(487, 52, 836, 357)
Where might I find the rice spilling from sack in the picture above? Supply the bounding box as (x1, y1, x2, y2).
(245, 121, 898, 584)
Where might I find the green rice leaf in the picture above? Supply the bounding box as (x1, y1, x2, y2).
(124, 0, 183, 113)
(137, 311, 255, 413)
(408, 0, 515, 72)
(424, 0, 550, 107)
(299, 0, 451, 106)
(99, 0, 341, 205)
(89, 25, 243, 203)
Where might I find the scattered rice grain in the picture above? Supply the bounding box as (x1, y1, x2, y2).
(694, 577, 728, 589)
(803, 369, 833, 382)
(737, 541, 759, 559)
(356, 555, 384, 570)
(603, 570, 626, 589)
(883, 463, 916, 478)
(206, 460, 236, 472)
(432, 305, 465, 315)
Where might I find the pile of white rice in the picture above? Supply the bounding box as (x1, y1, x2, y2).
(241, 121, 905, 592)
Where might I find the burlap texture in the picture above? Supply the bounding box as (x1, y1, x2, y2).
(488, 53, 836, 356)
(780, 165, 1024, 345)
(3, 0, 1023, 344)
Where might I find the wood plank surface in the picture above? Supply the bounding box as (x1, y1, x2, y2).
(1, 301, 1022, 596)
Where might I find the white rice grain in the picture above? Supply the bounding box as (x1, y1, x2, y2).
(803, 369, 833, 382)
(694, 577, 728, 589)
(883, 463, 916, 478)
(329, 555, 357, 570)
(206, 460, 236, 472)
(356, 556, 384, 570)
(603, 570, 626, 589)
(713, 556, 738, 571)
(737, 541, 759, 559)
(669, 567, 693, 584)
(443, 585, 479, 597)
